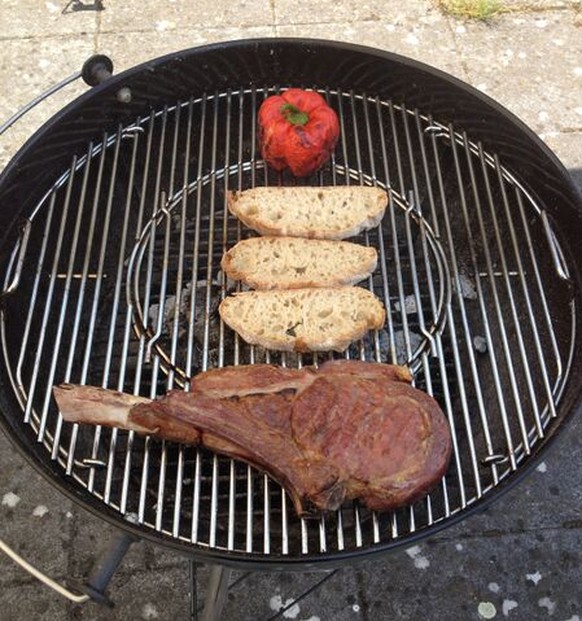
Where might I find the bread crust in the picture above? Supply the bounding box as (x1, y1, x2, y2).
(219, 287, 386, 352)
(221, 237, 378, 290)
(226, 186, 388, 240)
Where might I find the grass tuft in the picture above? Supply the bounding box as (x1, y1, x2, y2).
(437, 0, 504, 20)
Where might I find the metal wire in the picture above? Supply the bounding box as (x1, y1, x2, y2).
(0, 72, 82, 137)
(0, 538, 90, 603)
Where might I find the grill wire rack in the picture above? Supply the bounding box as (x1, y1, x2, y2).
(0, 85, 575, 564)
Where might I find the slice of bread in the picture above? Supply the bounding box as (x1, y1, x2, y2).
(219, 287, 386, 353)
(221, 236, 378, 290)
(227, 186, 388, 240)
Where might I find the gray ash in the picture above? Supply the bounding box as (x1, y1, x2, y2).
(147, 278, 225, 376)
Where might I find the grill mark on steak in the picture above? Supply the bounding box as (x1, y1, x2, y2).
(53, 360, 451, 517)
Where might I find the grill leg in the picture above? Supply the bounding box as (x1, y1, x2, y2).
(68, 528, 140, 607)
(199, 564, 233, 621)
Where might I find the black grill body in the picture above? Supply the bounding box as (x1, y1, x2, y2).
(1, 39, 581, 569)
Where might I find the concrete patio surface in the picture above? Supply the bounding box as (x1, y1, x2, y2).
(1, 1, 582, 620)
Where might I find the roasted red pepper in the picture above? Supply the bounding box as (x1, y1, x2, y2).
(258, 89, 340, 177)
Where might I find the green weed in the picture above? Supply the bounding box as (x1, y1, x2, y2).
(437, 0, 504, 20)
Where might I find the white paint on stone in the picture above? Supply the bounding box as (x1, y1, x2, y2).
(270, 594, 284, 611)
(502, 600, 518, 617)
(404, 32, 419, 46)
(269, 595, 301, 619)
(526, 571, 542, 585)
(2, 492, 21, 508)
(283, 603, 300, 619)
(502, 49, 514, 62)
(538, 596, 556, 615)
(32, 505, 49, 517)
(405, 545, 430, 569)
(458, 273, 478, 298)
(155, 20, 175, 32)
(478, 601, 497, 619)
(141, 603, 159, 619)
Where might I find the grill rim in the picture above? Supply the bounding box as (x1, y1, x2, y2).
(2, 37, 582, 568)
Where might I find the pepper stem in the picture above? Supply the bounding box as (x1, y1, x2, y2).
(280, 103, 309, 126)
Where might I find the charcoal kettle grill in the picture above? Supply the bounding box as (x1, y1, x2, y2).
(1, 39, 582, 617)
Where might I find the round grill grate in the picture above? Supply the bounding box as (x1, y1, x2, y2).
(0, 84, 576, 563)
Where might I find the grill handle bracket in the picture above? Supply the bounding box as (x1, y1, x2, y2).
(81, 54, 132, 103)
(0, 219, 31, 300)
(81, 54, 114, 86)
(540, 210, 573, 288)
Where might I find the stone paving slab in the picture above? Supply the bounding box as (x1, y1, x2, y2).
(0, 432, 74, 588)
(275, 17, 467, 79)
(223, 568, 360, 620)
(98, 0, 275, 32)
(0, 0, 97, 38)
(451, 10, 582, 136)
(545, 132, 582, 181)
(497, 0, 577, 8)
(66, 508, 186, 581)
(274, 0, 433, 25)
(2, 580, 78, 621)
(14, 565, 193, 621)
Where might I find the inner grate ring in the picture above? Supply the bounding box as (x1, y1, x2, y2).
(126, 162, 451, 381)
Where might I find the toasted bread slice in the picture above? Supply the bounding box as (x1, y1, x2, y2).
(227, 186, 388, 239)
(221, 236, 378, 290)
(219, 287, 386, 352)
